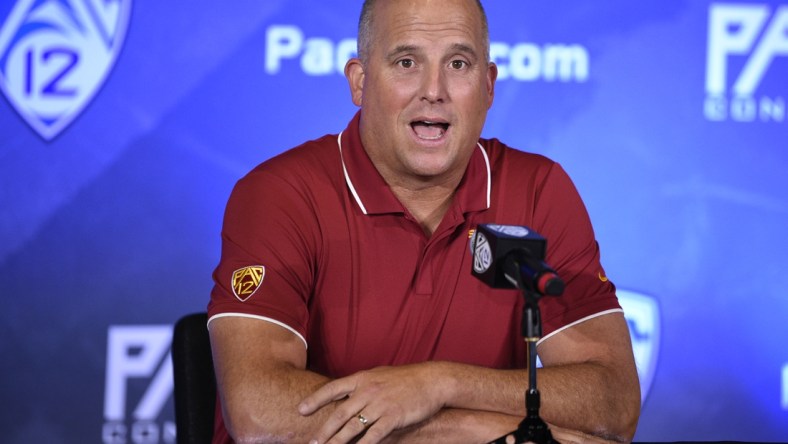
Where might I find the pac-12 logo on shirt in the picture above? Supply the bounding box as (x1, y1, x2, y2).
(0, 0, 132, 140)
(232, 265, 265, 302)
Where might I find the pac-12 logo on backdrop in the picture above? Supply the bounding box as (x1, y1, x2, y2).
(705, 3, 787, 123)
(617, 289, 661, 403)
(104, 325, 175, 444)
(0, 0, 132, 140)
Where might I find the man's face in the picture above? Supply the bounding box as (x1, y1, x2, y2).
(346, 0, 497, 187)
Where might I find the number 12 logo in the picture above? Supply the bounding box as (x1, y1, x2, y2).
(0, 0, 132, 140)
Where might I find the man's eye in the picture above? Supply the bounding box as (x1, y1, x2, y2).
(398, 59, 414, 68)
(450, 60, 467, 69)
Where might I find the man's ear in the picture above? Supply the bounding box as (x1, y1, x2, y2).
(344, 58, 365, 106)
(486, 61, 498, 109)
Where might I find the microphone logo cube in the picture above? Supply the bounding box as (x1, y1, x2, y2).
(472, 231, 493, 274)
(471, 224, 547, 289)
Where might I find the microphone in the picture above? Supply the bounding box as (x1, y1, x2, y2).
(472, 224, 563, 444)
(470, 224, 564, 296)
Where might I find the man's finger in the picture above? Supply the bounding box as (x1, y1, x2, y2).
(356, 415, 396, 444)
(311, 403, 376, 444)
(308, 392, 373, 443)
(325, 412, 376, 444)
(299, 378, 355, 415)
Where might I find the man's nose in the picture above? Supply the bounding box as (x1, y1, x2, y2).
(420, 64, 447, 103)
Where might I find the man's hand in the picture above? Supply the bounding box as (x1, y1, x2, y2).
(298, 362, 449, 444)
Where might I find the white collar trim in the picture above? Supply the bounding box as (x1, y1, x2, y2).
(338, 131, 368, 214)
(337, 133, 490, 214)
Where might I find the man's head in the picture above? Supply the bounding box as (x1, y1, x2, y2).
(345, 0, 497, 189)
(357, 0, 491, 63)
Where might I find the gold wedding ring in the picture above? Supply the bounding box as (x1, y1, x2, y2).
(357, 413, 369, 428)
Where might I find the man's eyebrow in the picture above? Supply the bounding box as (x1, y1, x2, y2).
(386, 43, 480, 60)
(386, 44, 420, 59)
(450, 43, 479, 60)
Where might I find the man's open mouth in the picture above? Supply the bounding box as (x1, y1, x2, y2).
(411, 121, 450, 140)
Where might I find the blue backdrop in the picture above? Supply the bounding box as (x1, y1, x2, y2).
(1, 1, 787, 442)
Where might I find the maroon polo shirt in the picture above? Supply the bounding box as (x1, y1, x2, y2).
(208, 112, 620, 440)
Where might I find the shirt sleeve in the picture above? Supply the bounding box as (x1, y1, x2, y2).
(207, 165, 318, 345)
(532, 162, 621, 337)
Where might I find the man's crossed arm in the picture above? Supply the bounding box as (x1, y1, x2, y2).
(209, 312, 640, 444)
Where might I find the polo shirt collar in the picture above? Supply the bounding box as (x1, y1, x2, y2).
(337, 111, 491, 215)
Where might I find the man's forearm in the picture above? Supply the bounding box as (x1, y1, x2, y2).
(381, 407, 624, 444)
(538, 362, 640, 441)
(440, 361, 639, 442)
(209, 317, 343, 444)
(382, 408, 521, 444)
(219, 363, 339, 443)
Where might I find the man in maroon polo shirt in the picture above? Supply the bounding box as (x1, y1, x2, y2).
(207, 0, 641, 443)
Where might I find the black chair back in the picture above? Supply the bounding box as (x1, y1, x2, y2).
(172, 312, 216, 444)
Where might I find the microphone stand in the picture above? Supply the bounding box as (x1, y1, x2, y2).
(489, 259, 561, 444)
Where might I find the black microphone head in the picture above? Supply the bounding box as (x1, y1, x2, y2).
(538, 272, 565, 296)
(470, 224, 547, 289)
